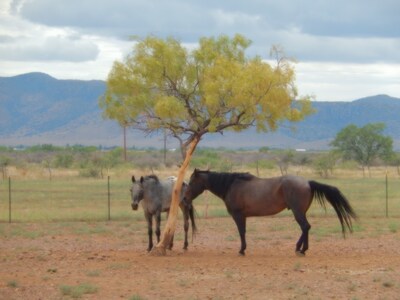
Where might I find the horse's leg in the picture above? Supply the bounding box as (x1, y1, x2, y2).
(232, 211, 247, 256)
(144, 212, 153, 252)
(155, 211, 161, 244)
(182, 207, 190, 250)
(292, 209, 311, 256)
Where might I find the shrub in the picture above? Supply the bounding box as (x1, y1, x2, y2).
(60, 283, 98, 298)
(79, 167, 101, 178)
(54, 153, 74, 168)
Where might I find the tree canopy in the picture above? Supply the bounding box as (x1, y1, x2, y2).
(331, 123, 393, 175)
(99, 34, 313, 154)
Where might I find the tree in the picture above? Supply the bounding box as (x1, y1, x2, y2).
(386, 152, 400, 176)
(276, 149, 295, 175)
(331, 123, 393, 177)
(0, 155, 11, 180)
(313, 151, 339, 178)
(100, 34, 313, 255)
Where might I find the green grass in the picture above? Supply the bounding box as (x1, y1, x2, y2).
(129, 295, 146, 300)
(388, 222, 398, 233)
(314, 177, 400, 218)
(86, 270, 101, 277)
(0, 177, 138, 222)
(7, 280, 18, 288)
(1, 175, 400, 223)
(60, 283, 98, 298)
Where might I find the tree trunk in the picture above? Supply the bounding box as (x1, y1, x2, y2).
(150, 136, 200, 256)
(123, 125, 127, 162)
(163, 129, 167, 165)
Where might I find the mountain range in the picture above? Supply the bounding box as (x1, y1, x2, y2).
(1, 72, 400, 150)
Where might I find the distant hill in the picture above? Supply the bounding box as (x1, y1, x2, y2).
(281, 96, 400, 141)
(1, 72, 400, 150)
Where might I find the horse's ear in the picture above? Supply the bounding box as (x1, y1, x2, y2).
(132, 175, 136, 183)
(140, 176, 144, 184)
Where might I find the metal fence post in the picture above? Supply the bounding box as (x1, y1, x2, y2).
(108, 176, 111, 221)
(8, 177, 11, 223)
(385, 172, 388, 218)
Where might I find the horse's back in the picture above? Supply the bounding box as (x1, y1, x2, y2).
(225, 176, 282, 216)
(280, 175, 310, 188)
(140, 177, 171, 213)
(157, 179, 174, 211)
(227, 175, 312, 216)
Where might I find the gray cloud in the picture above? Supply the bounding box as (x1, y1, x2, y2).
(14, 0, 400, 37)
(263, 30, 400, 63)
(0, 35, 99, 62)
(1, 0, 399, 102)
(0, 34, 15, 43)
(9, 0, 400, 64)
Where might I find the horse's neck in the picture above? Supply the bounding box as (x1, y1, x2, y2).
(206, 189, 226, 202)
(205, 179, 226, 201)
(140, 198, 151, 212)
(142, 183, 161, 210)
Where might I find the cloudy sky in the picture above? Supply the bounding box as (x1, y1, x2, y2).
(0, 0, 399, 101)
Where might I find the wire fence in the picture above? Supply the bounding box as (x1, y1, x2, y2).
(0, 177, 130, 223)
(0, 175, 400, 223)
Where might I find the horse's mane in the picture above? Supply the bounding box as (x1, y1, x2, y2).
(143, 174, 160, 183)
(202, 171, 254, 198)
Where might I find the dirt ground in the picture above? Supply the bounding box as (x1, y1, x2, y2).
(1, 216, 399, 300)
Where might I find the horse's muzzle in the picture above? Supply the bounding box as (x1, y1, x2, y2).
(131, 203, 138, 210)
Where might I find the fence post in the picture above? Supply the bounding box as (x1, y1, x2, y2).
(108, 176, 111, 221)
(8, 177, 11, 223)
(385, 171, 388, 218)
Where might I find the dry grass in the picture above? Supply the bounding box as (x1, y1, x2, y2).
(1, 165, 399, 223)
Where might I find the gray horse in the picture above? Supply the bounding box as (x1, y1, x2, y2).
(130, 175, 196, 251)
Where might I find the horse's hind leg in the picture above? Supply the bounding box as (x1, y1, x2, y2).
(182, 208, 190, 250)
(232, 212, 247, 256)
(292, 210, 311, 256)
(155, 212, 161, 244)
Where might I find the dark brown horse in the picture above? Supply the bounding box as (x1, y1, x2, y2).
(183, 169, 357, 256)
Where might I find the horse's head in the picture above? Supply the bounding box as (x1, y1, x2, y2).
(130, 175, 144, 210)
(183, 168, 207, 206)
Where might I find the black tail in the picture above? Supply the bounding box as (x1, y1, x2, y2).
(309, 180, 357, 236)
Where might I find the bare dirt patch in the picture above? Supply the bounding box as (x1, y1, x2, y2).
(1, 216, 399, 299)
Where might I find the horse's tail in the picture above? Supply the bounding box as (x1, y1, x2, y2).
(309, 180, 357, 236)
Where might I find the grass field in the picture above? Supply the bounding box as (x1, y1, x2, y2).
(0, 166, 399, 223)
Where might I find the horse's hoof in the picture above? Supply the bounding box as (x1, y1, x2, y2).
(238, 252, 245, 256)
(295, 251, 305, 257)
